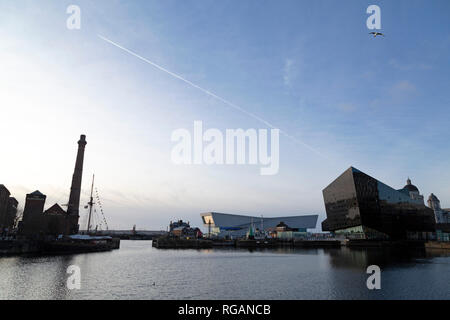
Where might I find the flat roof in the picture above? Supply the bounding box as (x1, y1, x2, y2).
(201, 212, 318, 229)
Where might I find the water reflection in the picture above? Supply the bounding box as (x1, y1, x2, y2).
(326, 247, 450, 270)
(210, 246, 450, 270)
(1, 241, 449, 300)
(1, 255, 76, 299)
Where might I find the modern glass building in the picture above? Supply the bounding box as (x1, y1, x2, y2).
(321, 167, 436, 240)
(201, 212, 318, 238)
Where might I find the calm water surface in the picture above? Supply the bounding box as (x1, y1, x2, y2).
(0, 240, 449, 299)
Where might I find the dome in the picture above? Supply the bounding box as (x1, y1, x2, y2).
(403, 178, 419, 192)
(276, 221, 288, 228)
(404, 184, 419, 192)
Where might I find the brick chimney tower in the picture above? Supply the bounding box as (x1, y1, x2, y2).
(67, 134, 87, 234)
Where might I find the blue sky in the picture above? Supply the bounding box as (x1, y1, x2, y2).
(0, 0, 449, 230)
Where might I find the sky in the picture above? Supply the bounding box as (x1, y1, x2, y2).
(0, 0, 449, 231)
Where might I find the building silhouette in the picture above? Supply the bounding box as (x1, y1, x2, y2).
(0, 185, 18, 233)
(18, 190, 47, 236)
(66, 134, 87, 233)
(18, 135, 86, 237)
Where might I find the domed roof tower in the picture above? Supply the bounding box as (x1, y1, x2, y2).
(403, 178, 419, 192)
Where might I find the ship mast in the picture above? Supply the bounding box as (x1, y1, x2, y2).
(87, 174, 95, 233)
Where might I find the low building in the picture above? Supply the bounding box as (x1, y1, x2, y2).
(200, 212, 318, 239)
(321, 167, 436, 240)
(169, 220, 202, 239)
(272, 221, 308, 239)
(44, 204, 73, 235)
(18, 191, 76, 237)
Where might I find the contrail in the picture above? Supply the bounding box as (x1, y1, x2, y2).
(98, 34, 326, 158)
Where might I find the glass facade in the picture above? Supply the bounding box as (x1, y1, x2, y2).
(322, 167, 436, 240)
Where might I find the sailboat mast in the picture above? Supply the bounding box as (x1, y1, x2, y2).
(87, 174, 95, 233)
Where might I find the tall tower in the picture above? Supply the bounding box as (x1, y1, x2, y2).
(428, 193, 443, 223)
(67, 135, 87, 233)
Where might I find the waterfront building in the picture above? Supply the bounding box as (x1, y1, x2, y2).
(18, 135, 86, 237)
(0, 185, 18, 232)
(169, 220, 202, 238)
(43, 204, 72, 235)
(200, 212, 318, 238)
(19, 195, 83, 237)
(427, 193, 450, 224)
(0, 185, 11, 230)
(18, 190, 47, 236)
(273, 221, 308, 239)
(321, 167, 436, 240)
(427, 193, 450, 242)
(169, 219, 191, 232)
(5, 197, 18, 231)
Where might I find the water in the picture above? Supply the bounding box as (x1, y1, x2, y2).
(0, 240, 449, 300)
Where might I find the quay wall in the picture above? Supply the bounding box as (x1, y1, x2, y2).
(152, 238, 212, 249)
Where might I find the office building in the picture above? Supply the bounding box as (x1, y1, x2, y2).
(321, 167, 436, 240)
